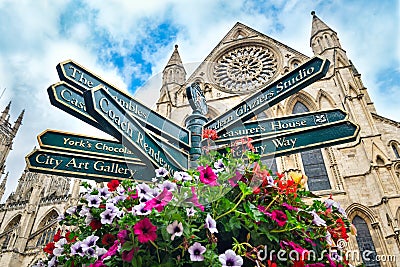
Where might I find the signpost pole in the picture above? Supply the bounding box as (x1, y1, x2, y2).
(185, 110, 207, 168)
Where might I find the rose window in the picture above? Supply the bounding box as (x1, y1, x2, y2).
(213, 45, 278, 93)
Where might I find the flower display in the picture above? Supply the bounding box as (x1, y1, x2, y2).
(38, 134, 355, 267)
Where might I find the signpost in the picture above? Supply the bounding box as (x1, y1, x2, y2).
(84, 86, 188, 174)
(57, 59, 191, 150)
(38, 129, 141, 161)
(217, 108, 348, 141)
(26, 55, 360, 184)
(216, 120, 360, 158)
(26, 149, 149, 182)
(205, 57, 330, 131)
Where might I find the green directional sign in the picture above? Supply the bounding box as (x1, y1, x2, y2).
(38, 129, 142, 161)
(205, 56, 330, 131)
(217, 120, 359, 159)
(217, 108, 348, 142)
(26, 149, 151, 182)
(57, 59, 190, 150)
(48, 81, 106, 132)
(84, 86, 189, 174)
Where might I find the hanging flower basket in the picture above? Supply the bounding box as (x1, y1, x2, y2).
(36, 136, 354, 267)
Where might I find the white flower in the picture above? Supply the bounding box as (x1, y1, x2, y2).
(174, 171, 192, 181)
(166, 220, 184, 240)
(186, 207, 196, 217)
(66, 206, 77, 215)
(155, 167, 169, 177)
(219, 249, 243, 267)
(158, 180, 177, 192)
(205, 214, 218, 234)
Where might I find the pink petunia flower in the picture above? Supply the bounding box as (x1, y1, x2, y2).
(270, 210, 287, 227)
(198, 165, 219, 186)
(133, 218, 157, 243)
(144, 188, 173, 212)
(189, 186, 205, 211)
(101, 240, 120, 260)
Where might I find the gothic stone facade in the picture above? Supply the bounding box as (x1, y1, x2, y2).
(0, 12, 399, 267)
(156, 13, 400, 266)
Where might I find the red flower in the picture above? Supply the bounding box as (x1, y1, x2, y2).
(293, 260, 305, 267)
(267, 260, 277, 267)
(53, 229, 62, 242)
(107, 180, 120, 191)
(89, 219, 102, 231)
(202, 129, 218, 140)
(133, 218, 157, 243)
(43, 242, 55, 254)
(198, 165, 219, 186)
(102, 233, 116, 246)
(270, 210, 287, 227)
(65, 231, 77, 243)
(253, 187, 261, 194)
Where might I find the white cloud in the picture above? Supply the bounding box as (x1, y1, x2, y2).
(0, 0, 399, 201)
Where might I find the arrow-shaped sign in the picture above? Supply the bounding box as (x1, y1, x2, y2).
(84, 86, 188, 174)
(216, 120, 359, 159)
(26, 149, 149, 182)
(48, 81, 105, 131)
(205, 57, 330, 131)
(217, 108, 348, 142)
(47, 82, 188, 165)
(38, 129, 141, 161)
(57, 59, 190, 150)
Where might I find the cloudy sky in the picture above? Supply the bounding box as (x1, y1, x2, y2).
(0, 0, 399, 201)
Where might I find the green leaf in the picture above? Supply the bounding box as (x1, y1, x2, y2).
(238, 181, 252, 196)
(122, 241, 134, 251)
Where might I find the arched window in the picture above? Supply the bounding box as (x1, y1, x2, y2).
(293, 102, 331, 191)
(391, 143, 400, 159)
(36, 210, 59, 247)
(352, 216, 380, 266)
(1, 214, 21, 250)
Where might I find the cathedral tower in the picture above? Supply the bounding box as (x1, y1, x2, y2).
(156, 45, 186, 117)
(0, 102, 24, 179)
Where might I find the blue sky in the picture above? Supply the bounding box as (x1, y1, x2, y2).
(0, 0, 399, 201)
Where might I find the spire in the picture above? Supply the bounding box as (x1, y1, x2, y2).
(12, 109, 24, 134)
(1, 101, 11, 121)
(165, 44, 184, 69)
(0, 172, 8, 189)
(310, 11, 335, 39)
(162, 44, 186, 86)
(310, 11, 341, 55)
(0, 172, 8, 200)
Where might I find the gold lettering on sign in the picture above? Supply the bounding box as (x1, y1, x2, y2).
(60, 89, 86, 111)
(68, 66, 94, 88)
(35, 153, 63, 169)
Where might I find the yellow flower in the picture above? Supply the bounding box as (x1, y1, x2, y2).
(289, 172, 308, 187)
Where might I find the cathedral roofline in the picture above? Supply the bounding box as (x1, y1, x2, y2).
(372, 113, 400, 128)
